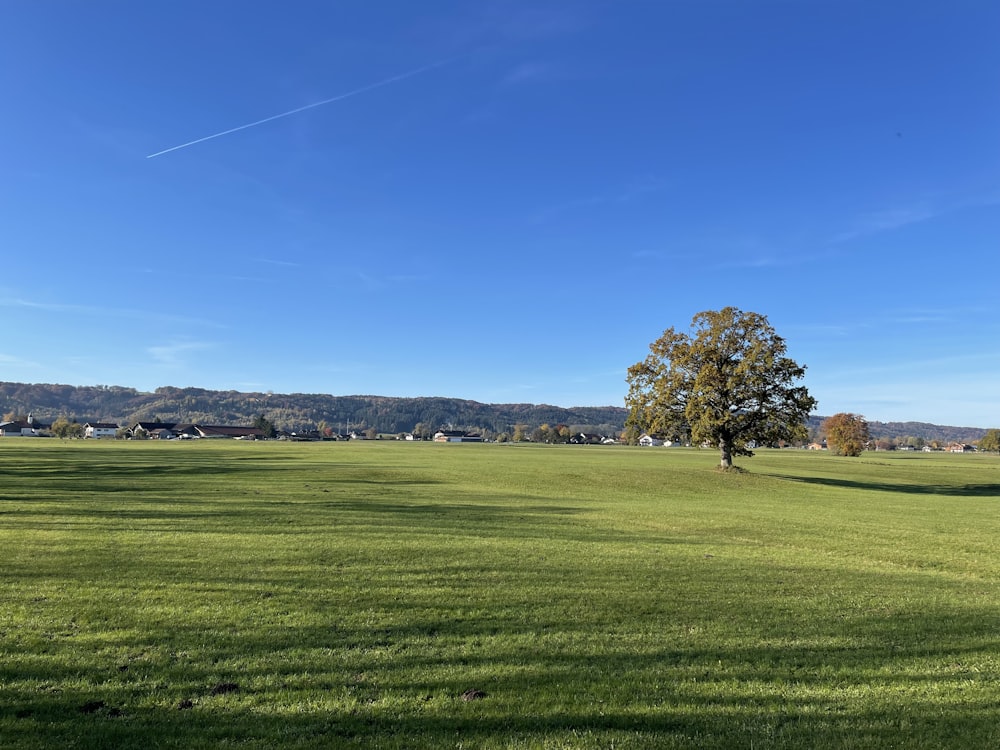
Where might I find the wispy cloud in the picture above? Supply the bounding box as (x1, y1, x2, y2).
(424, 3, 589, 51)
(654, 233, 808, 272)
(1, 297, 227, 329)
(217, 273, 273, 284)
(887, 303, 996, 322)
(0, 353, 42, 368)
(831, 204, 937, 244)
(388, 272, 433, 284)
(815, 349, 1000, 382)
(787, 304, 997, 342)
(6, 298, 88, 314)
(349, 269, 433, 291)
(501, 60, 570, 86)
(147, 340, 214, 366)
(493, 6, 590, 41)
(533, 177, 667, 223)
(888, 314, 949, 325)
(711, 255, 782, 270)
(630, 249, 666, 260)
(831, 190, 1000, 245)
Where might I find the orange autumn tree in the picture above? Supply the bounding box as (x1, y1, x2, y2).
(823, 412, 870, 456)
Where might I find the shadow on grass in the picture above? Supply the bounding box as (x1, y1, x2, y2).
(5, 605, 1000, 748)
(11, 699, 992, 750)
(0, 493, 588, 537)
(330, 500, 583, 516)
(766, 474, 1000, 498)
(6, 508, 1000, 749)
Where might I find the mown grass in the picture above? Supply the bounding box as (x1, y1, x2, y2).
(1, 440, 999, 748)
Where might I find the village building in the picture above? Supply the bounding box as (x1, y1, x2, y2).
(0, 413, 49, 437)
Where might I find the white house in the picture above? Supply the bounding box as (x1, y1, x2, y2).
(84, 422, 119, 439)
(433, 430, 483, 443)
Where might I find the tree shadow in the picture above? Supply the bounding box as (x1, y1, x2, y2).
(5, 601, 1000, 748)
(765, 473, 1000, 497)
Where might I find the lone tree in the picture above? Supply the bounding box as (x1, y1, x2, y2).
(626, 307, 817, 469)
(822, 412, 870, 456)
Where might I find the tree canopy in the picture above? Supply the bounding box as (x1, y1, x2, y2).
(252, 414, 276, 439)
(626, 307, 817, 469)
(50, 416, 83, 439)
(822, 413, 871, 456)
(979, 429, 1000, 453)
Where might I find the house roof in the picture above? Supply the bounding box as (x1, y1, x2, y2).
(0, 419, 50, 430)
(194, 425, 265, 437)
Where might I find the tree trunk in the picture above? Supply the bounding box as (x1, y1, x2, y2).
(719, 438, 733, 469)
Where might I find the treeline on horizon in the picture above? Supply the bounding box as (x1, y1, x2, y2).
(0, 381, 988, 445)
(0, 382, 626, 438)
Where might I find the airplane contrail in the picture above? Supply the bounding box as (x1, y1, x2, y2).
(146, 58, 452, 159)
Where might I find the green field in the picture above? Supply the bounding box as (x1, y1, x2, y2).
(1, 440, 999, 748)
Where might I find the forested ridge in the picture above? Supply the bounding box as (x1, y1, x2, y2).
(0, 381, 988, 443)
(0, 382, 626, 436)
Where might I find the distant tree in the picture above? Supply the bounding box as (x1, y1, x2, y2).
(3, 411, 22, 422)
(252, 414, 276, 439)
(822, 413, 870, 457)
(51, 417, 84, 439)
(495, 432, 510, 443)
(512, 424, 528, 442)
(979, 429, 1000, 453)
(626, 308, 816, 469)
(364, 426, 378, 440)
(50, 416, 72, 439)
(620, 425, 641, 446)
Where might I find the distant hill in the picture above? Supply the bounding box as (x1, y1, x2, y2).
(864, 420, 987, 446)
(0, 382, 626, 436)
(0, 382, 988, 444)
(806, 416, 986, 447)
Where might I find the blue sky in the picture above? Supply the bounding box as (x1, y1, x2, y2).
(2, 1, 998, 427)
